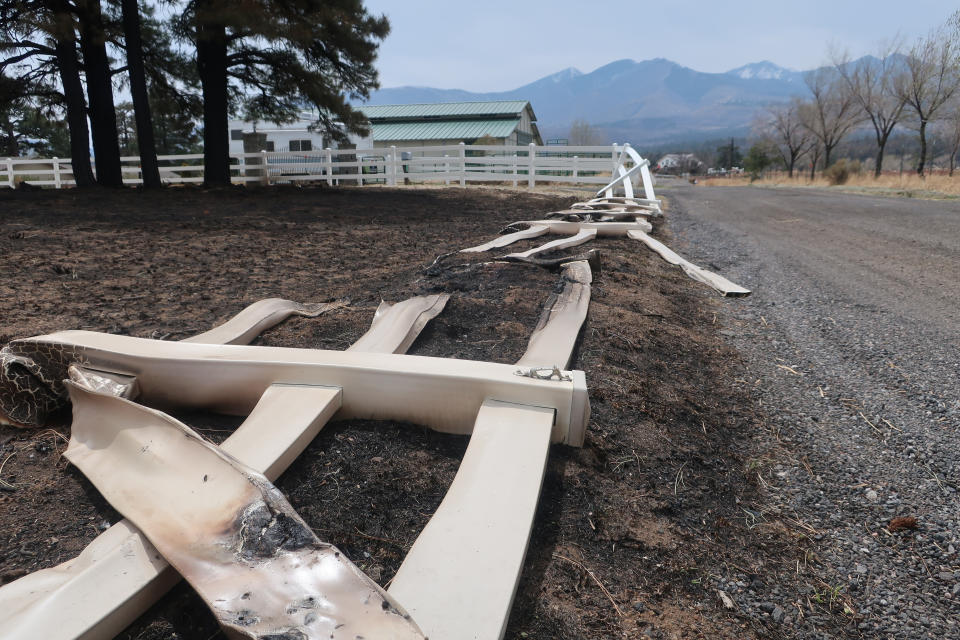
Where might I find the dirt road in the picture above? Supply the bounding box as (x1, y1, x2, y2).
(669, 184, 960, 638)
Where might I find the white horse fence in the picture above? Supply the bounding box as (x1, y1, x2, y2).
(1, 143, 654, 197)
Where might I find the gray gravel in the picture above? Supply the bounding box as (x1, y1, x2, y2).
(666, 183, 960, 639)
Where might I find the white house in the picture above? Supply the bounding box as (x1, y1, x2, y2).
(227, 112, 370, 155)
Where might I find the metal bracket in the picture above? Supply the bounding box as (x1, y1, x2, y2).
(514, 366, 572, 382)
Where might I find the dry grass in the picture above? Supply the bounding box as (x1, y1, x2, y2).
(700, 170, 960, 198)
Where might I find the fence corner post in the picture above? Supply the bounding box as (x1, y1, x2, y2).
(527, 142, 536, 189)
(389, 145, 397, 186)
(458, 142, 466, 187)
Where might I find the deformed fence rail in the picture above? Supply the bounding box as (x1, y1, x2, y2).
(1, 143, 647, 190)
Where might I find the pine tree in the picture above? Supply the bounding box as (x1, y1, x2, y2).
(183, 0, 389, 185)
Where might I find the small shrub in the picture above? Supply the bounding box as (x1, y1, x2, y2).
(824, 159, 861, 185)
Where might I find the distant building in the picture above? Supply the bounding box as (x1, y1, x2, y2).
(227, 113, 369, 155)
(656, 153, 703, 174)
(227, 101, 543, 155)
(359, 101, 543, 149)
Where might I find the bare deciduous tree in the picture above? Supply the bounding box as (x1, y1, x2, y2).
(757, 98, 812, 177)
(568, 118, 603, 145)
(938, 96, 960, 175)
(832, 44, 907, 176)
(799, 67, 864, 171)
(895, 19, 960, 176)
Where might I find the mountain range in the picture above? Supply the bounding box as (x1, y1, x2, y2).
(362, 58, 818, 145)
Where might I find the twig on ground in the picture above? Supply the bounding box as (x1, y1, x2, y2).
(775, 364, 802, 376)
(674, 461, 688, 495)
(553, 553, 624, 617)
(353, 527, 405, 548)
(858, 412, 882, 435)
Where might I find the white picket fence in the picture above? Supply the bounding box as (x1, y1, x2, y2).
(1, 143, 647, 190)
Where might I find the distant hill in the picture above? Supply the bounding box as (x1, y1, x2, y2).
(362, 58, 821, 145)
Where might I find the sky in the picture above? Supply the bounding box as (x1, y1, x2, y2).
(362, 0, 956, 92)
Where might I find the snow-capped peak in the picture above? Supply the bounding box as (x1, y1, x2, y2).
(726, 61, 795, 81)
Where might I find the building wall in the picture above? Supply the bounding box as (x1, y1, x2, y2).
(227, 117, 371, 155)
(371, 138, 510, 155)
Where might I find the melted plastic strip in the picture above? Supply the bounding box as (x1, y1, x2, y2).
(627, 229, 751, 297)
(519, 219, 652, 235)
(63, 383, 424, 640)
(501, 228, 597, 260)
(388, 399, 554, 640)
(460, 224, 549, 253)
(515, 260, 592, 372)
(183, 298, 347, 345)
(347, 294, 449, 354)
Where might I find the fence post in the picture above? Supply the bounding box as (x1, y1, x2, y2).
(52, 157, 61, 188)
(611, 143, 620, 176)
(261, 150, 269, 186)
(527, 143, 536, 188)
(325, 148, 333, 186)
(458, 142, 466, 187)
(443, 154, 450, 185)
(5, 158, 13, 188)
(389, 145, 397, 186)
(512, 154, 518, 188)
(573, 155, 579, 184)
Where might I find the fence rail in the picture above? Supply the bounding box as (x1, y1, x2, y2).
(1, 143, 647, 190)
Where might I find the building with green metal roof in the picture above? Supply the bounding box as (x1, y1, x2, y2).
(358, 101, 542, 148)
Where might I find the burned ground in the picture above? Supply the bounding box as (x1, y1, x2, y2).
(0, 185, 824, 639)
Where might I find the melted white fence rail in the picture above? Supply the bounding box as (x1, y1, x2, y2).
(501, 228, 597, 260)
(0, 331, 587, 442)
(389, 400, 554, 640)
(64, 383, 425, 640)
(601, 144, 660, 210)
(389, 262, 592, 640)
(516, 260, 593, 370)
(461, 224, 550, 253)
(2, 143, 651, 190)
(627, 229, 751, 297)
(347, 294, 449, 354)
(0, 296, 442, 640)
(183, 298, 346, 345)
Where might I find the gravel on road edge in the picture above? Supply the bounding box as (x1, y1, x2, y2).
(666, 185, 960, 640)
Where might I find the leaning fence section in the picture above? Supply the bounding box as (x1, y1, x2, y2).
(1, 143, 651, 191)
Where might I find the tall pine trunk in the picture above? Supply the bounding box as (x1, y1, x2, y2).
(196, 9, 230, 186)
(77, 0, 123, 186)
(51, 4, 95, 187)
(120, 0, 161, 188)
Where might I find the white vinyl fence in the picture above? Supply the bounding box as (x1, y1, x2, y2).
(1, 143, 649, 190)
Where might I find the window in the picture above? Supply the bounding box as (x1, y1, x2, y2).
(230, 129, 244, 141)
(265, 140, 275, 152)
(289, 139, 313, 152)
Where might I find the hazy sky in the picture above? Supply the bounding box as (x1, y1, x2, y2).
(363, 1, 956, 92)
